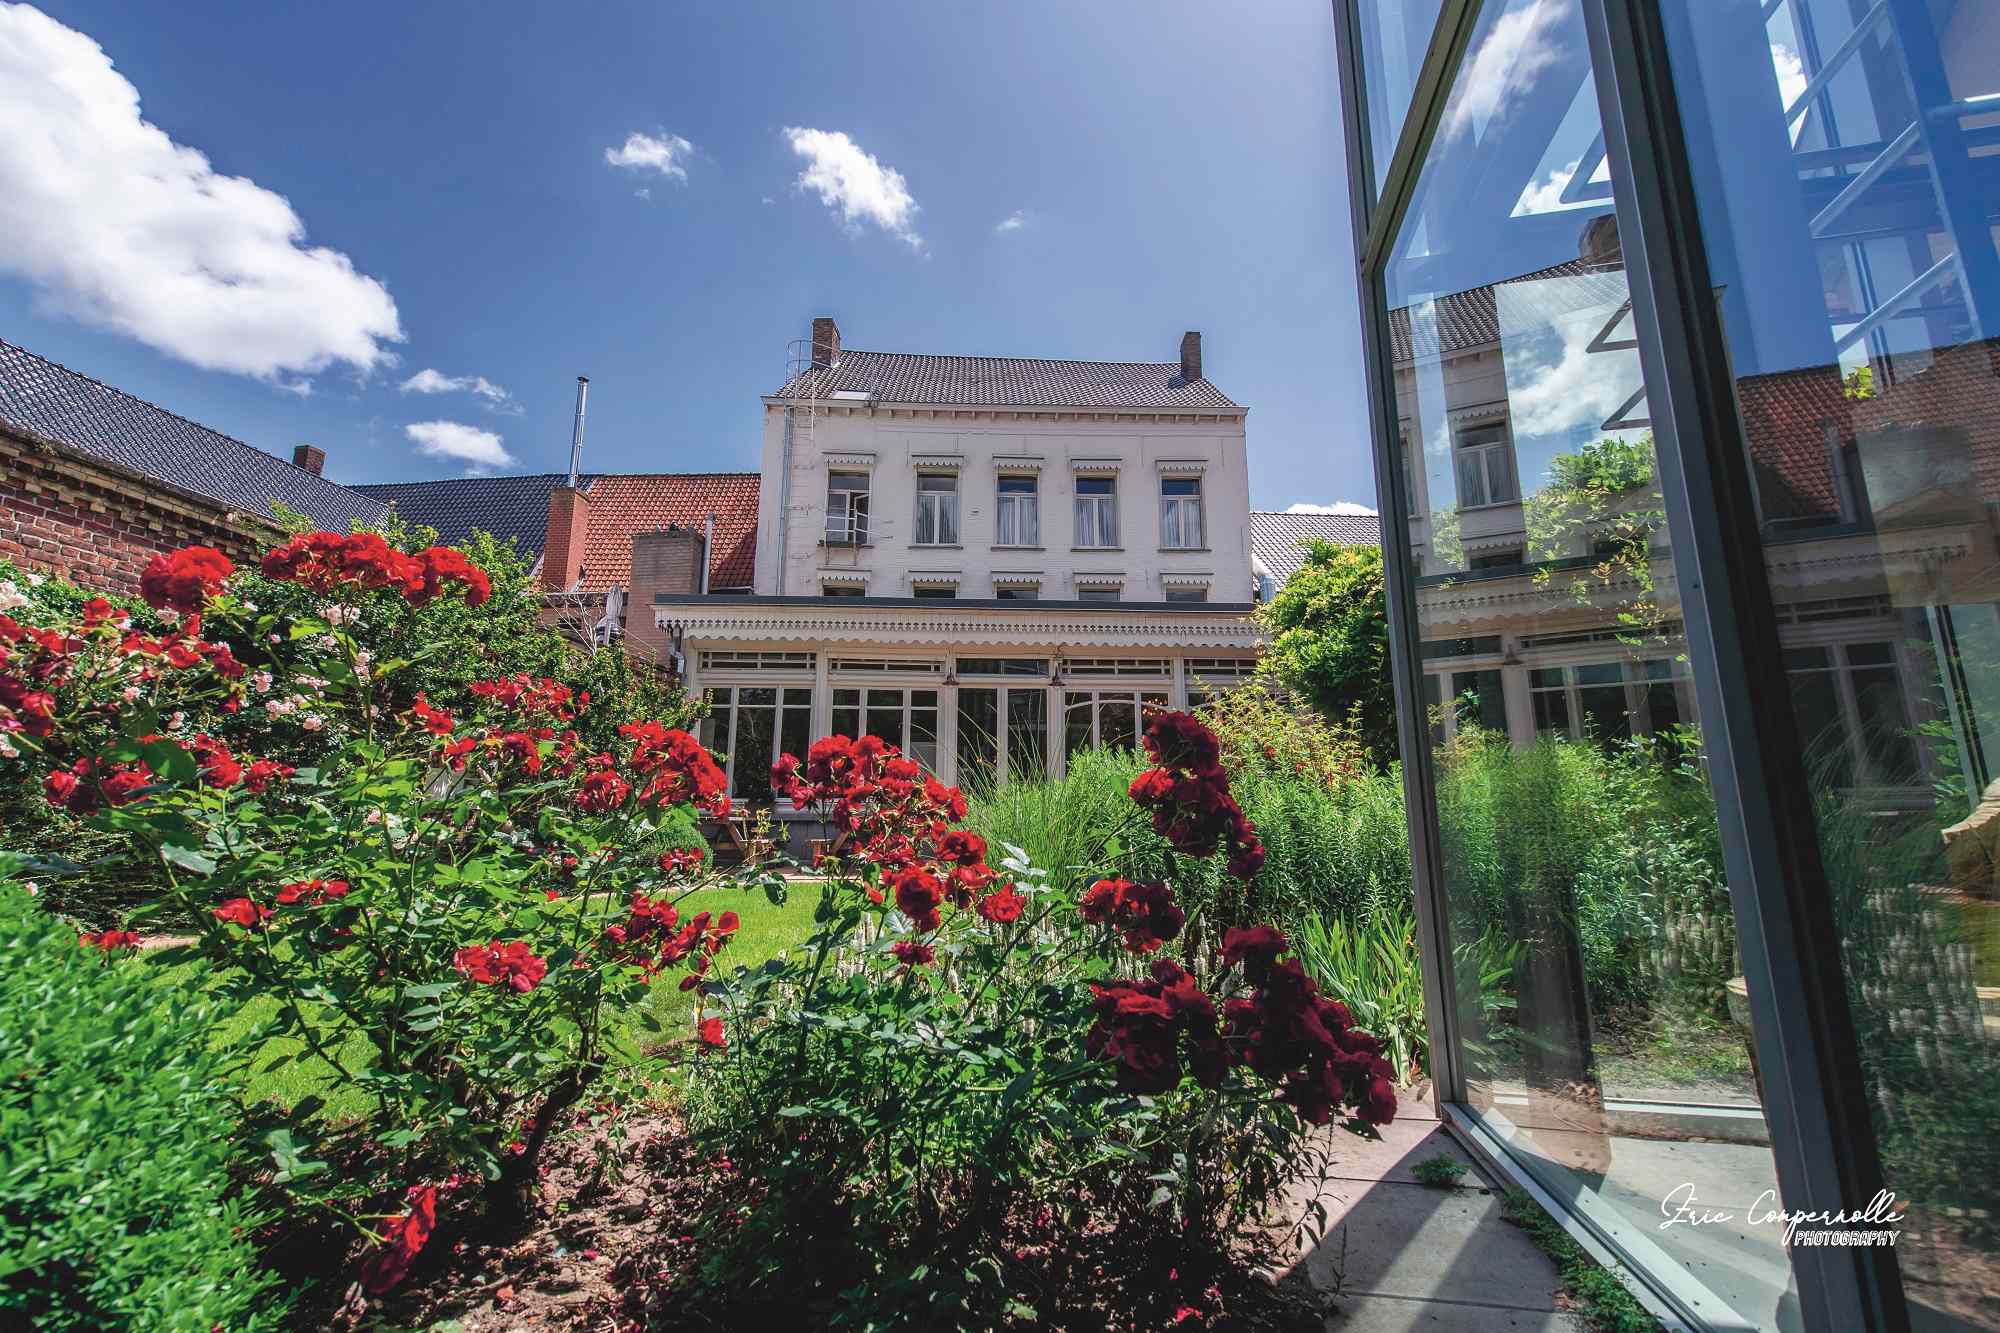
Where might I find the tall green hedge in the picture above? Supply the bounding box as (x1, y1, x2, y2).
(0, 886, 287, 1330)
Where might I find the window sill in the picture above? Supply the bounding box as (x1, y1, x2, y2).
(992, 544, 1044, 551)
(1455, 500, 1520, 515)
(820, 541, 874, 549)
(1071, 546, 1124, 553)
(1158, 546, 1211, 553)
(909, 543, 963, 550)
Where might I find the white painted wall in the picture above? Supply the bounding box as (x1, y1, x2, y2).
(753, 403, 1254, 601)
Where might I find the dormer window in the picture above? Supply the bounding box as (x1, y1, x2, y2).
(826, 471, 871, 545)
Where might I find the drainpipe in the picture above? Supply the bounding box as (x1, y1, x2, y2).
(566, 376, 589, 487)
(776, 406, 795, 595)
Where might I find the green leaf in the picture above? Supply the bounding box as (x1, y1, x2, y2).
(159, 844, 217, 876)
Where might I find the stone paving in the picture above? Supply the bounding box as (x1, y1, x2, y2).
(1277, 1093, 1582, 1331)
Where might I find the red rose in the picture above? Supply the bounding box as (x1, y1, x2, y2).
(890, 866, 945, 932)
(574, 770, 630, 813)
(976, 883, 1027, 924)
(697, 1017, 727, 1050)
(139, 546, 235, 615)
(213, 898, 271, 928)
(891, 939, 936, 969)
(359, 1185, 438, 1295)
(80, 929, 141, 951)
(242, 759, 294, 793)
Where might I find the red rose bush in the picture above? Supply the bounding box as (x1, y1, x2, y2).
(677, 709, 1390, 1325)
(0, 535, 741, 1294)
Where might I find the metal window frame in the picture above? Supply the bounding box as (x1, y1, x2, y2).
(1330, 0, 1909, 1327)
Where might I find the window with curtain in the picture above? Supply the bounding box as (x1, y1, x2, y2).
(996, 473, 1039, 545)
(1160, 476, 1203, 548)
(914, 472, 959, 544)
(1453, 422, 1517, 508)
(1074, 475, 1117, 547)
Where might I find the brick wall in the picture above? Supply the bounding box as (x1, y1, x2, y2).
(0, 432, 274, 594)
(627, 526, 704, 667)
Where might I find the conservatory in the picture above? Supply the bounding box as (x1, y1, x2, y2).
(1333, 0, 2000, 1328)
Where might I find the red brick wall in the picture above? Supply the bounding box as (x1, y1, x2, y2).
(542, 486, 590, 592)
(626, 527, 704, 667)
(0, 433, 273, 594)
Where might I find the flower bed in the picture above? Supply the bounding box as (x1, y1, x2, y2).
(1, 536, 1393, 1328)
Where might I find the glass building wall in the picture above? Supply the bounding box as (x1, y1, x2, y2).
(1338, 0, 2000, 1327)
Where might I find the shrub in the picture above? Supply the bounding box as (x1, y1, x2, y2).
(680, 717, 1394, 1328)
(0, 536, 745, 1293)
(1293, 902, 1428, 1079)
(0, 882, 288, 1331)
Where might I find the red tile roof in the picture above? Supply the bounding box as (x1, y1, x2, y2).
(577, 472, 760, 592)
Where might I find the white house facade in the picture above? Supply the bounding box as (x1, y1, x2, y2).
(653, 318, 1263, 814)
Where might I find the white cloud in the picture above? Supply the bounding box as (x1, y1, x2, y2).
(1444, 0, 1564, 141)
(603, 130, 694, 180)
(275, 377, 313, 398)
(0, 4, 403, 381)
(1513, 156, 1595, 216)
(400, 367, 518, 414)
(995, 210, 1027, 234)
(634, 187, 651, 201)
(405, 420, 516, 474)
(783, 127, 922, 249)
(1284, 502, 1378, 516)
(1770, 41, 1809, 145)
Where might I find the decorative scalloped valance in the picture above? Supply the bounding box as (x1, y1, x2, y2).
(1072, 572, 1126, 587)
(911, 454, 964, 471)
(655, 606, 1265, 652)
(824, 452, 876, 468)
(910, 571, 962, 585)
(1069, 457, 1122, 473)
(1154, 458, 1208, 475)
(1446, 403, 1508, 429)
(1160, 572, 1213, 587)
(993, 456, 1045, 472)
(992, 571, 1043, 585)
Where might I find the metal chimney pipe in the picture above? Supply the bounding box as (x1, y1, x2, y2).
(701, 512, 714, 595)
(567, 376, 590, 487)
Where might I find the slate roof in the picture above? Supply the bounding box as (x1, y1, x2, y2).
(774, 348, 1239, 410)
(354, 473, 577, 558)
(1250, 509, 1380, 584)
(354, 471, 762, 592)
(0, 340, 388, 531)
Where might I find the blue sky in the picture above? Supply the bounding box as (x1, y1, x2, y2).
(0, 2, 1374, 510)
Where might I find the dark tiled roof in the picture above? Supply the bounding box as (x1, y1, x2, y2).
(578, 473, 760, 592)
(0, 340, 388, 531)
(1250, 509, 1379, 584)
(354, 471, 763, 591)
(774, 348, 1239, 410)
(354, 473, 578, 559)
(1387, 260, 1625, 365)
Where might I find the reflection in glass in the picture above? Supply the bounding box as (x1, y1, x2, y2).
(1355, 0, 1444, 195)
(1381, 0, 1794, 1323)
(1661, 2, 2000, 1321)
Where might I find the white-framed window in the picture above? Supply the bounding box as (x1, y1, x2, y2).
(1184, 656, 1258, 708)
(994, 584, 1039, 601)
(826, 471, 871, 544)
(1064, 657, 1172, 680)
(1160, 476, 1204, 549)
(957, 657, 1050, 678)
(1529, 658, 1691, 748)
(821, 584, 865, 598)
(1076, 586, 1121, 603)
(1454, 421, 1518, 508)
(996, 473, 1040, 546)
(1074, 475, 1118, 547)
(1162, 586, 1208, 603)
(1783, 640, 1920, 788)
(957, 685, 1048, 786)
(914, 472, 959, 545)
(829, 657, 945, 676)
(1065, 690, 1171, 758)
(831, 687, 940, 771)
(699, 650, 816, 672)
(913, 584, 957, 599)
(700, 685, 814, 805)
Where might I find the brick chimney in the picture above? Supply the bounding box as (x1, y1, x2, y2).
(1179, 331, 1202, 383)
(542, 485, 591, 592)
(626, 525, 705, 666)
(811, 316, 841, 368)
(292, 443, 326, 476)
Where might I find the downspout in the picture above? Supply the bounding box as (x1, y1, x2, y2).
(777, 405, 794, 595)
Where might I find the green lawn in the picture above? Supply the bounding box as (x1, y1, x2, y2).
(136, 880, 826, 1120)
(623, 882, 824, 1047)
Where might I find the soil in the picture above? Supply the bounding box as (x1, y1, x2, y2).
(287, 1109, 1330, 1332)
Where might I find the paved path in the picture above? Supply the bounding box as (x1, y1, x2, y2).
(1275, 1093, 1580, 1331)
